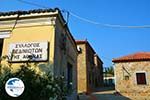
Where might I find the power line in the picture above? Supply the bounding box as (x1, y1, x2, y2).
(11, 13, 20, 32)
(101, 55, 112, 61)
(16, 0, 48, 8)
(16, 0, 150, 29)
(61, 10, 70, 25)
(69, 11, 150, 29)
(16, 0, 70, 24)
(11, 0, 115, 67)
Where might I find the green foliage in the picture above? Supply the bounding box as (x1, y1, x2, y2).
(0, 57, 71, 100)
(105, 66, 114, 75)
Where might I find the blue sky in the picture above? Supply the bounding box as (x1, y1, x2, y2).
(1, 0, 150, 67)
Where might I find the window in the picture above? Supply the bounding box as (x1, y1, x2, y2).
(136, 73, 146, 85)
(124, 75, 129, 80)
(67, 63, 73, 89)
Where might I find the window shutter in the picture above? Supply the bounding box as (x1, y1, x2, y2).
(136, 73, 146, 85)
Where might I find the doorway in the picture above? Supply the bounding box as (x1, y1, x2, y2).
(67, 63, 73, 89)
(0, 39, 3, 57)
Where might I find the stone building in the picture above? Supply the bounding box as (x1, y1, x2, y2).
(112, 52, 150, 98)
(76, 40, 103, 93)
(0, 8, 78, 99)
(94, 54, 104, 87)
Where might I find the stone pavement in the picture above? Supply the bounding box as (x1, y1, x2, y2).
(79, 87, 130, 100)
(91, 90, 130, 100)
(78, 94, 97, 100)
(79, 87, 150, 100)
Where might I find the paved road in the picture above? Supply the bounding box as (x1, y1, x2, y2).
(79, 87, 150, 100)
(92, 90, 130, 100)
(79, 87, 130, 100)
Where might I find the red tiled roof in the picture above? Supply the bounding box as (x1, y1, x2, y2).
(112, 52, 150, 62)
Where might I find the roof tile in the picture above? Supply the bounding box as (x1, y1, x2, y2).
(112, 52, 150, 62)
(0, 8, 59, 16)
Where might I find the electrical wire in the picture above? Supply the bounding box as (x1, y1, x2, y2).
(16, 0, 48, 8)
(16, 0, 70, 24)
(101, 55, 112, 61)
(10, 0, 116, 67)
(15, 0, 150, 29)
(11, 13, 20, 32)
(69, 11, 150, 29)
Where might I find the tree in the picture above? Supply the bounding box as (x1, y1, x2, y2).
(104, 66, 115, 86)
(0, 56, 71, 100)
(105, 66, 114, 75)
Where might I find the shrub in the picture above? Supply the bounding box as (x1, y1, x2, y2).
(0, 57, 71, 100)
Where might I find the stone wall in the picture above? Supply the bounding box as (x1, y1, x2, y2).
(77, 42, 103, 93)
(85, 43, 95, 92)
(77, 44, 87, 93)
(115, 61, 150, 97)
(94, 55, 103, 87)
(54, 17, 78, 100)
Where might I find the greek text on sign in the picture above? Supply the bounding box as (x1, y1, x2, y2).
(9, 42, 48, 62)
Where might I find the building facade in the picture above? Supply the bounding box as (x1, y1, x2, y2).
(76, 40, 103, 93)
(94, 54, 104, 87)
(113, 52, 150, 99)
(0, 8, 78, 99)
